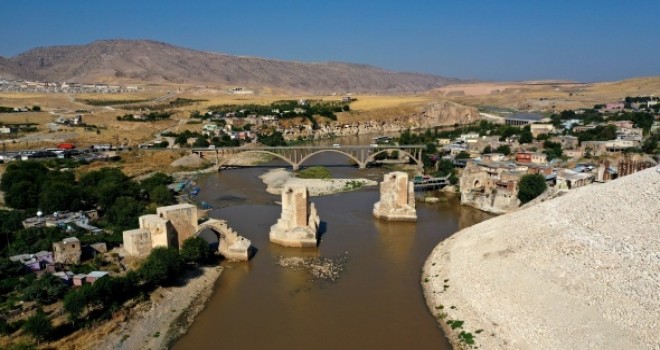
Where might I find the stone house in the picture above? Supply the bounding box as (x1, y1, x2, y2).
(458, 161, 524, 214)
(515, 152, 547, 165)
(530, 123, 555, 137)
(53, 237, 82, 265)
(9, 251, 54, 272)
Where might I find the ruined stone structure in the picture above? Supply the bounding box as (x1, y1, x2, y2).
(459, 162, 522, 214)
(123, 203, 251, 261)
(52, 237, 81, 264)
(156, 204, 198, 246)
(199, 219, 252, 261)
(123, 228, 154, 257)
(373, 172, 417, 222)
(270, 185, 320, 247)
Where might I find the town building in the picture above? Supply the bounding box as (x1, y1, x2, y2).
(504, 113, 545, 126)
(530, 123, 555, 137)
(53, 237, 82, 265)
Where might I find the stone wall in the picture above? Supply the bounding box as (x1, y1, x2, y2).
(123, 228, 152, 257)
(139, 215, 177, 249)
(156, 204, 198, 246)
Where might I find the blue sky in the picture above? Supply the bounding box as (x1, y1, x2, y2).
(1, 0, 658, 82)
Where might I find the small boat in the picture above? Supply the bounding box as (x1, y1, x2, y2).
(201, 201, 212, 209)
(190, 187, 200, 196)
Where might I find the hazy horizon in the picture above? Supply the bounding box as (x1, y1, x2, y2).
(1, 0, 659, 83)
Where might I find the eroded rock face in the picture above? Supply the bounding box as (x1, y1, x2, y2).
(282, 100, 479, 141)
(270, 185, 320, 247)
(373, 171, 417, 222)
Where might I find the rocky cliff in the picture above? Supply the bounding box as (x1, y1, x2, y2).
(282, 100, 479, 140)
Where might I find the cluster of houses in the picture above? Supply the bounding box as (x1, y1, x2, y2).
(22, 210, 103, 234)
(444, 120, 657, 213)
(9, 237, 109, 287)
(0, 79, 140, 94)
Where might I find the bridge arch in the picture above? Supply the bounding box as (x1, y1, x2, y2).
(297, 149, 364, 169)
(220, 150, 297, 169)
(365, 149, 423, 169)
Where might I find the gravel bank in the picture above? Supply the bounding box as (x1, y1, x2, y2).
(259, 168, 377, 196)
(423, 168, 660, 350)
(83, 266, 223, 350)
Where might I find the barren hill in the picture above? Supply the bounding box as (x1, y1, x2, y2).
(0, 40, 458, 93)
(423, 168, 660, 349)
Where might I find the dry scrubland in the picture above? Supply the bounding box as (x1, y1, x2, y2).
(423, 168, 660, 349)
(433, 76, 660, 111)
(1, 90, 434, 151)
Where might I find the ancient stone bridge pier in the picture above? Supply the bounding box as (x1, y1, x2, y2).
(192, 145, 426, 171)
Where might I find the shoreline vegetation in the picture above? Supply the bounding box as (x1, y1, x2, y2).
(50, 266, 223, 350)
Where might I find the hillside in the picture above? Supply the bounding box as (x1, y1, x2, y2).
(431, 76, 660, 110)
(423, 168, 660, 349)
(0, 40, 458, 93)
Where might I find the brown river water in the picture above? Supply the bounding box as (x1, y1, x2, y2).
(173, 136, 493, 350)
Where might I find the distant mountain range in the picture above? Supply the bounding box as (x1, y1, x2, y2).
(0, 40, 460, 93)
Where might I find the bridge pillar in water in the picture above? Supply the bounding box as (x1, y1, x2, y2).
(292, 164, 300, 171)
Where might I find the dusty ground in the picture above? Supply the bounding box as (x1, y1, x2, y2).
(48, 266, 223, 350)
(259, 168, 377, 196)
(422, 168, 660, 349)
(431, 76, 660, 111)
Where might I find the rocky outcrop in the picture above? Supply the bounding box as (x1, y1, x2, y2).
(373, 171, 417, 221)
(282, 100, 479, 141)
(270, 185, 320, 247)
(423, 168, 660, 349)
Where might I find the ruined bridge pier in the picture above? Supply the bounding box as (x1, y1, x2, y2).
(191, 145, 426, 171)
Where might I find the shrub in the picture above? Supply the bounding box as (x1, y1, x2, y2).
(517, 174, 547, 204)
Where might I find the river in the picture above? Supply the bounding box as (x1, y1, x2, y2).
(173, 135, 493, 349)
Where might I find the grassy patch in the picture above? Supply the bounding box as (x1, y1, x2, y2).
(343, 180, 363, 191)
(297, 166, 331, 179)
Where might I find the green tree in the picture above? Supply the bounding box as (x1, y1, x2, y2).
(139, 247, 183, 285)
(641, 134, 658, 154)
(481, 145, 492, 154)
(495, 144, 511, 155)
(517, 174, 547, 204)
(435, 159, 455, 177)
(31, 105, 41, 112)
(149, 185, 175, 205)
(0, 210, 27, 251)
(63, 289, 87, 325)
(455, 151, 471, 159)
(22, 274, 68, 305)
(105, 196, 144, 230)
(39, 182, 82, 213)
(4, 181, 40, 210)
(22, 309, 51, 345)
(180, 237, 212, 264)
(519, 126, 533, 144)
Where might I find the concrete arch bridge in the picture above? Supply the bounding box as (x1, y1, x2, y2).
(192, 145, 427, 171)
